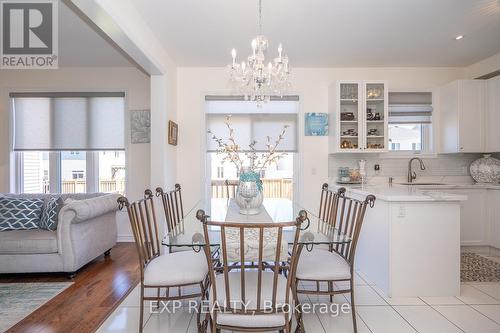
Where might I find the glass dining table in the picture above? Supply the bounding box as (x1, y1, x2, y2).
(161, 198, 351, 251)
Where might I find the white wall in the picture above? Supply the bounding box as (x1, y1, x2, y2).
(0, 67, 150, 240)
(464, 52, 500, 79)
(176, 67, 464, 213)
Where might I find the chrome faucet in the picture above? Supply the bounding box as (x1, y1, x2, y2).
(407, 157, 426, 183)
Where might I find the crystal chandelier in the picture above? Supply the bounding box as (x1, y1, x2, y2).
(228, 0, 291, 105)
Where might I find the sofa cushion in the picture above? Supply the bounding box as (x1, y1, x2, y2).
(0, 229, 58, 254)
(40, 196, 63, 231)
(0, 197, 44, 231)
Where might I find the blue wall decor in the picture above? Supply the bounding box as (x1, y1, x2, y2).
(305, 113, 328, 136)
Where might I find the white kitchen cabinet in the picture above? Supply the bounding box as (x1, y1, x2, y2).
(439, 80, 486, 153)
(445, 189, 489, 246)
(486, 76, 500, 152)
(330, 80, 388, 153)
(489, 190, 500, 249)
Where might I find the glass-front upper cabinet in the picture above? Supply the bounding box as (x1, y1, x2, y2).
(331, 80, 388, 153)
(338, 82, 361, 152)
(364, 82, 386, 151)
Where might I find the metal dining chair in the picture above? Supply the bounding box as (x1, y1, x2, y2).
(156, 184, 184, 233)
(224, 179, 239, 199)
(118, 190, 208, 333)
(295, 184, 376, 333)
(196, 209, 307, 333)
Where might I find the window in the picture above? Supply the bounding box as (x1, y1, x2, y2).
(11, 93, 126, 194)
(98, 151, 125, 193)
(205, 96, 299, 201)
(61, 152, 86, 193)
(388, 92, 432, 152)
(389, 124, 424, 151)
(20, 151, 50, 193)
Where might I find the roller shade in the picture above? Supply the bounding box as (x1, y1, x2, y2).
(388, 92, 432, 124)
(11, 93, 125, 151)
(205, 98, 298, 152)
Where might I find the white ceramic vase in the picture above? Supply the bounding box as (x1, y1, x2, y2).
(470, 154, 500, 183)
(235, 180, 264, 215)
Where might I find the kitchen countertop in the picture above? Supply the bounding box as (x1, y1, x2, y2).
(330, 183, 469, 202)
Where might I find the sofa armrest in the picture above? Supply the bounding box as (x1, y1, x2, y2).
(59, 194, 120, 224)
(56, 193, 120, 272)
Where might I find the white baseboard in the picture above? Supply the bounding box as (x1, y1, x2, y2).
(117, 235, 135, 242)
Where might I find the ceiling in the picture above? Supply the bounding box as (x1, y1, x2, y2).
(130, 0, 500, 67)
(59, 1, 133, 67)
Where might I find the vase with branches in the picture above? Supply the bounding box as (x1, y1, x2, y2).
(208, 115, 289, 214)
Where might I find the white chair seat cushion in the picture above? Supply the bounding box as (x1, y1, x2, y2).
(209, 271, 293, 328)
(144, 250, 207, 286)
(296, 249, 351, 281)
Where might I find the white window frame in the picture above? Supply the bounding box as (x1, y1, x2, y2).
(383, 123, 434, 158)
(203, 97, 301, 204)
(15, 151, 125, 193)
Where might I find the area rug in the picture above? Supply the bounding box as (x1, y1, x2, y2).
(461, 252, 500, 282)
(0, 282, 73, 332)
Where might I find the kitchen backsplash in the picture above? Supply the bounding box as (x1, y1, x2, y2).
(328, 153, 498, 179)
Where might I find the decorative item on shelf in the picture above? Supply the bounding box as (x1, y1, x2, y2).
(367, 128, 379, 136)
(366, 108, 374, 120)
(373, 112, 381, 121)
(341, 112, 355, 121)
(227, 0, 290, 106)
(470, 154, 500, 183)
(168, 120, 178, 146)
(342, 129, 358, 136)
(340, 140, 358, 149)
(130, 110, 151, 144)
(305, 113, 328, 136)
(341, 84, 357, 100)
(367, 87, 383, 99)
(367, 143, 384, 149)
(208, 115, 289, 214)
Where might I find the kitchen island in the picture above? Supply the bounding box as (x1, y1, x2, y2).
(331, 183, 467, 298)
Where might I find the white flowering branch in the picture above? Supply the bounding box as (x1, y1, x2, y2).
(207, 116, 289, 173)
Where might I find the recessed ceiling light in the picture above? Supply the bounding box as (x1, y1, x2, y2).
(455, 35, 464, 40)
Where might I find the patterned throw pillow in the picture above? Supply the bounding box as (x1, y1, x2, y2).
(0, 197, 44, 231)
(40, 196, 62, 231)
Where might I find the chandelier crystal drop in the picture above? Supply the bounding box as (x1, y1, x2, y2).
(228, 0, 291, 105)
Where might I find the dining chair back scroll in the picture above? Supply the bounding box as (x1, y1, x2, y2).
(155, 184, 184, 233)
(196, 210, 308, 333)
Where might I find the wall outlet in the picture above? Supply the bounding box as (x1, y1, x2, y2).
(398, 205, 406, 218)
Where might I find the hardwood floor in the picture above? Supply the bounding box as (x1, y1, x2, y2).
(1, 243, 139, 333)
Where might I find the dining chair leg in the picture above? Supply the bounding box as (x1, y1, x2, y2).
(328, 281, 333, 302)
(350, 286, 358, 333)
(157, 288, 161, 309)
(139, 285, 145, 333)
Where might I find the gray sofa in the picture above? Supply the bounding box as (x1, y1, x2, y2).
(0, 193, 119, 277)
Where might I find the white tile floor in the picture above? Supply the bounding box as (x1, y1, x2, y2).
(96, 270, 500, 333)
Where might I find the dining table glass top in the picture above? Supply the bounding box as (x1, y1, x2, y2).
(161, 198, 351, 249)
